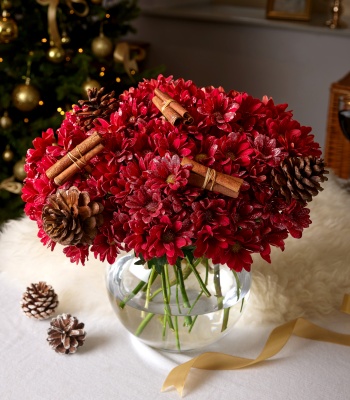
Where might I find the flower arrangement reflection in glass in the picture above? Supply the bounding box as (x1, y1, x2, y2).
(22, 75, 328, 349)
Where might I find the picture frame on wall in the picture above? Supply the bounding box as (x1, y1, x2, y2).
(266, 0, 312, 21)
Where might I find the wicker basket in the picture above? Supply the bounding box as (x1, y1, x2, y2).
(324, 72, 350, 179)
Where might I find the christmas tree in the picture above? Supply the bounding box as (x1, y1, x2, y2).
(0, 0, 163, 224)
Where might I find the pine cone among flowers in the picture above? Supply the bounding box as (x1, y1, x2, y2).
(272, 156, 328, 203)
(21, 282, 59, 320)
(47, 314, 86, 354)
(75, 87, 119, 131)
(42, 186, 104, 246)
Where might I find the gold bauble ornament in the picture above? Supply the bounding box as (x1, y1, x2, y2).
(91, 0, 102, 4)
(12, 81, 40, 112)
(13, 158, 26, 181)
(91, 33, 113, 58)
(0, 111, 12, 129)
(2, 145, 14, 162)
(0, 10, 18, 44)
(82, 79, 101, 97)
(47, 46, 65, 63)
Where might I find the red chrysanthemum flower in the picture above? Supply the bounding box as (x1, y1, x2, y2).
(197, 88, 239, 132)
(144, 153, 189, 194)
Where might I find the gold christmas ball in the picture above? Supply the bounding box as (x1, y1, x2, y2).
(0, 111, 12, 129)
(47, 46, 65, 63)
(2, 145, 14, 162)
(82, 79, 101, 97)
(13, 158, 26, 181)
(0, 14, 18, 44)
(12, 83, 40, 112)
(91, 33, 113, 58)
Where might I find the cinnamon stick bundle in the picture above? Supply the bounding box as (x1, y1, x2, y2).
(181, 156, 243, 198)
(152, 88, 193, 126)
(46, 132, 103, 180)
(53, 143, 105, 186)
(152, 96, 182, 126)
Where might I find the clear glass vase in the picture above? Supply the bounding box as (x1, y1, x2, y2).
(106, 251, 251, 352)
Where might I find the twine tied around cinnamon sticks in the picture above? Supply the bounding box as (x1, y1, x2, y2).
(45, 132, 104, 186)
(152, 88, 194, 126)
(181, 157, 243, 198)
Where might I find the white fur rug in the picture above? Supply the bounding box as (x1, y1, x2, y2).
(0, 171, 349, 325)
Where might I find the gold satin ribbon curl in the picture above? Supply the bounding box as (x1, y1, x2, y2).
(113, 41, 146, 79)
(0, 176, 23, 194)
(162, 294, 350, 396)
(36, 0, 89, 48)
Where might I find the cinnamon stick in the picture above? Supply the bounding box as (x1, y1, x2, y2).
(155, 88, 193, 124)
(46, 132, 103, 180)
(152, 95, 182, 126)
(54, 143, 105, 186)
(181, 156, 243, 198)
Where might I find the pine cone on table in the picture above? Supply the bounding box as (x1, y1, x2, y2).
(47, 314, 86, 354)
(21, 282, 59, 320)
(42, 186, 104, 246)
(75, 87, 119, 131)
(271, 156, 329, 203)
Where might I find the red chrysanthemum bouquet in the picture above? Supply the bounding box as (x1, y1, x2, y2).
(22, 75, 328, 350)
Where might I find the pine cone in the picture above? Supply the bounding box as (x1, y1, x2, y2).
(21, 282, 59, 320)
(75, 87, 119, 131)
(42, 186, 104, 246)
(47, 314, 86, 354)
(271, 156, 329, 203)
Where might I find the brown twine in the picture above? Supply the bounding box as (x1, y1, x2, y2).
(202, 168, 217, 191)
(67, 149, 87, 171)
(161, 99, 175, 113)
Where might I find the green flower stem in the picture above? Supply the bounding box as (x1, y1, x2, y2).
(175, 280, 181, 314)
(161, 266, 174, 331)
(188, 315, 198, 333)
(142, 266, 158, 292)
(240, 297, 245, 313)
(232, 270, 241, 300)
(164, 263, 171, 303)
(119, 280, 147, 309)
(145, 266, 157, 309)
(174, 316, 180, 351)
(214, 263, 223, 310)
(187, 288, 203, 332)
(162, 312, 167, 339)
(214, 263, 230, 332)
(221, 307, 230, 332)
(135, 312, 155, 337)
(176, 263, 191, 308)
(175, 263, 193, 327)
(186, 256, 211, 297)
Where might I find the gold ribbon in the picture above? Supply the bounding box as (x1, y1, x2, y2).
(66, 0, 89, 17)
(0, 176, 23, 194)
(162, 294, 350, 396)
(113, 42, 146, 79)
(341, 293, 350, 313)
(36, 0, 89, 48)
